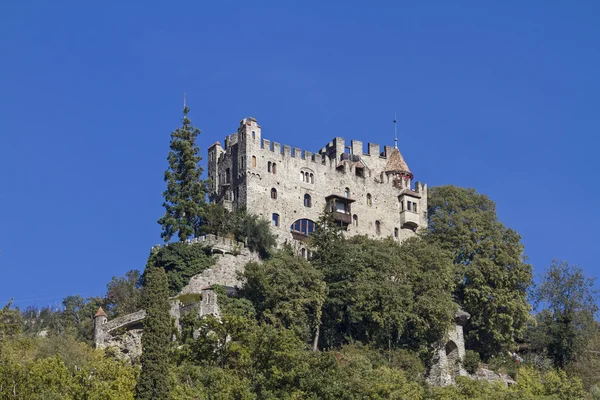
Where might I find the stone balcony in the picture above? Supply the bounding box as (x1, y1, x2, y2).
(400, 210, 420, 230)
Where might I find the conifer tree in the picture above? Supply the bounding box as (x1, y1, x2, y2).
(158, 106, 206, 242)
(136, 266, 171, 400)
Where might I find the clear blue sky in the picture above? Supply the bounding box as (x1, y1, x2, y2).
(1, 1, 599, 307)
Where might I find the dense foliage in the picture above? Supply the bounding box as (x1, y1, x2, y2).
(136, 266, 171, 400)
(201, 204, 277, 257)
(427, 185, 533, 359)
(530, 261, 599, 369)
(1, 185, 597, 398)
(146, 242, 214, 295)
(0, 335, 136, 399)
(158, 106, 207, 242)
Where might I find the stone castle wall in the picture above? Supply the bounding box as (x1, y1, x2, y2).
(208, 117, 428, 247)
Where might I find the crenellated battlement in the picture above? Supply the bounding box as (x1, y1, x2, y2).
(318, 137, 393, 159)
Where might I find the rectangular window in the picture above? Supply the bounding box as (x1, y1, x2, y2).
(413, 202, 418, 213)
(394, 228, 399, 238)
(407, 202, 411, 211)
(335, 201, 347, 213)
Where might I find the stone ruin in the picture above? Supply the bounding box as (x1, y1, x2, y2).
(427, 310, 471, 386)
(92, 234, 257, 362)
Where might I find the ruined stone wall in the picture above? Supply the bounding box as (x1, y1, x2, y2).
(427, 311, 470, 386)
(94, 234, 256, 361)
(180, 250, 259, 294)
(207, 117, 428, 247)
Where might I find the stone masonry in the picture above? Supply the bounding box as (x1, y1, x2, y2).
(207, 117, 427, 250)
(427, 310, 471, 386)
(93, 235, 251, 361)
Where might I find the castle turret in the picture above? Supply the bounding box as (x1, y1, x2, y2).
(93, 307, 108, 347)
(384, 147, 413, 189)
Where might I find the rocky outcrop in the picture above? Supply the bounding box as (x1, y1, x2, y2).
(179, 251, 258, 294)
(472, 367, 516, 386)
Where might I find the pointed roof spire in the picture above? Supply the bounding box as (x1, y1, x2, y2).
(384, 148, 413, 179)
(94, 307, 107, 318)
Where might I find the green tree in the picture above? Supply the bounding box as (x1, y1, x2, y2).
(199, 202, 233, 237)
(61, 295, 104, 343)
(0, 300, 22, 340)
(241, 251, 326, 347)
(427, 185, 532, 359)
(311, 233, 455, 355)
(136, 266, 171, 400)
(158, 106, 207, 242)
(231, 209, 276, 257)
(533, 260, 598, 369)
(146, 241, 214, 295)
(105, 269, 142, 317)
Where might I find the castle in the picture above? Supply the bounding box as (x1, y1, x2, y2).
(207, 117, 428, 250)
(93, 117, 511, 386)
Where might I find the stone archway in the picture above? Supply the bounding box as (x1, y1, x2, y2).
(445, 341, 460, 379)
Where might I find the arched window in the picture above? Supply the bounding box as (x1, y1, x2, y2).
(300, 171, 304, 181)
(271, 188, 277, 200)
(375, 220, 381, 235)
(290, 219, 316, 236)
(252, 156, 257, 168)
(310, 173, 314, 184)
(272, 163, 277, 174)
(367, 193, 372, 206)
(252, 131, 256, 139)
(267, 161, 272, 173)
(272, 213, 280, 227)
(394, 227, 399, 238)
(353, 214, 358, 226)
(344, 187, 350, 198)
(301, 248, 306, 258)
(304, 194, 312, 208)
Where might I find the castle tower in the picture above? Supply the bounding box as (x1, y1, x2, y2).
(93, 307, 108, 347)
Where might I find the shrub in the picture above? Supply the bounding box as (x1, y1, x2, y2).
(463, 350, 481, 374)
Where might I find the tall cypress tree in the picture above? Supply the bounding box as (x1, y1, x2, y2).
(158, 106, 206, 242)
(136, 266, 171, 400)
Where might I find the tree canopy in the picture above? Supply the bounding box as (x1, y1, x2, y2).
(426, 185, 533, 359)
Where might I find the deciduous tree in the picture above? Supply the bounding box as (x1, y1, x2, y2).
(427, 185, 532, 359)
(533, 260, 598, 369)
